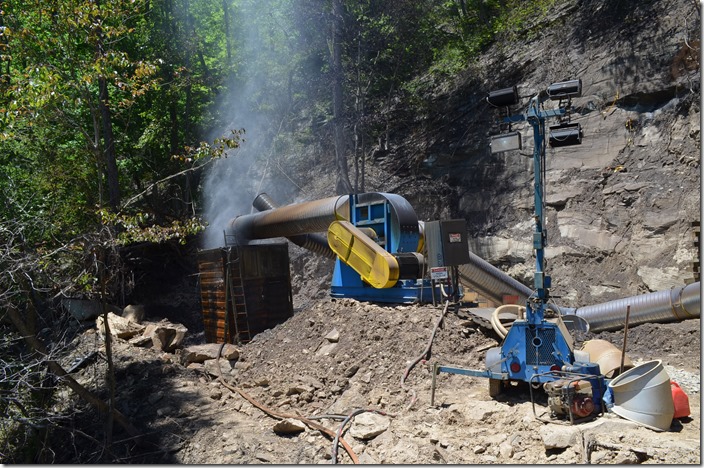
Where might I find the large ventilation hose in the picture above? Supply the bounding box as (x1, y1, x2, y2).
(234, 192, 421, 288)
(252, 193, 336, 260)
(457, 247, 700, 332)
(457, 251, 533, 305)
(570, 281, 700, 332)
(227, 195, 350, 242)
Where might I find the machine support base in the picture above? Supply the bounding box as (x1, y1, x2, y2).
(430, 362, 508, 406)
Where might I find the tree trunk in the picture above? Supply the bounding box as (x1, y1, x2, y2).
(331, 0, 353, 195)
(0, 12, 9, 86)
(98, 248, 116, 451)
(183, 0, 195, 215)
(94, 0, 120, 211)
(99, 76, 120, 211)
(222, 0, 233, 69)
(169, 98, 179, 157)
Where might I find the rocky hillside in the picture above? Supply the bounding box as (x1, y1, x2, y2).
(342, 0, 700, 307)
(191, 0, 699, 313)
(31, 0, 701, 464)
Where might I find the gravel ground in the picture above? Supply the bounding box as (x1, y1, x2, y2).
(49, 298, 700, 464)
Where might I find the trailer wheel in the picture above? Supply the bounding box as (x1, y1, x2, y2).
(489, 378, 503, 398)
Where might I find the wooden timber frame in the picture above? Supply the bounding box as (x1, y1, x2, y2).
(197, 242, 294, 344)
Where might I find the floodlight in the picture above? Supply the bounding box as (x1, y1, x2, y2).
(546, 79, 582, 101)
(549, 122, 582, 147)
(490, 131, 522, 153)
(487, 86, 519, 107)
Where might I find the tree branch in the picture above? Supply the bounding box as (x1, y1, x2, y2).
(120, 159, 213, 211)
(5, 305, 141, 439)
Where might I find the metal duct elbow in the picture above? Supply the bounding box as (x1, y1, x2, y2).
(574, 282, 701, 332)
(252, 193, 337, 259)
(226, 195, 350, 243)
(226, 213, 256, 245)
(252, 192, 279, 212)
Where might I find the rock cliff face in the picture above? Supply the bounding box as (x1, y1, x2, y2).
(373, 0, 700, 307)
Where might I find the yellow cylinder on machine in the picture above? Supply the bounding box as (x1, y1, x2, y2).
(327, 220, 399, 289)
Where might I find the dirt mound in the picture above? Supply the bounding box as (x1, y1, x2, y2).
(54, 297, 700, 464)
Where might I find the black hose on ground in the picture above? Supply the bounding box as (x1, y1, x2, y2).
(331, 408, 393, 464)
(400, 299, 451, 411)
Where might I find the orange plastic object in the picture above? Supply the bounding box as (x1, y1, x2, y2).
(671, 382, 691, 419)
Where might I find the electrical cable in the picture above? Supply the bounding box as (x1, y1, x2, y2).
(213, 343, 360, 464)
(331, 408, 393, 464)
(439, 282, 448, 298)
(400, 299, 451, 412)
(307, 414, 348, 421)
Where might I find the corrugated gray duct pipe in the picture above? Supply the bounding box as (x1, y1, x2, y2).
(457, 249, 700, 332)
(251, 193, 337, 260)
(457, 251, 534, 305)
(570, 281, 701, 332)
(226, 195, 349, 243)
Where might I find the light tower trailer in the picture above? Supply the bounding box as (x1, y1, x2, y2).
(432, 80, 608, 424)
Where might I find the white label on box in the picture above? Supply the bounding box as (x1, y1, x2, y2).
(430, 266, 448, 280)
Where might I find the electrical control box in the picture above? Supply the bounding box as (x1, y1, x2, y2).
(425, 219, 470, 268)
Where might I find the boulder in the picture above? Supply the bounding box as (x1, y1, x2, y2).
(499, 441, 514, 459)
(539, 424, 581, 449)
(204, 358, 237, 377)
(128, 335, 153, 347)
(273, 418, 307, 434)
(349, 412, 390, 440)
(122, 304, 145, 323)
(96, 312, 145, 339)
(143, 321, 188, 352)
(181, 343, 240, 365)
(324, 328, 340, 342)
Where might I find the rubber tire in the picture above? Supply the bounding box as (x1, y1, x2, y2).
(489, 378, 503, 398)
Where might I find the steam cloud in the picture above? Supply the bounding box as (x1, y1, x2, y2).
(200, 0, 300, 249)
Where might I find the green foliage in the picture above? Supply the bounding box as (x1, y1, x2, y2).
(0, 0, 242, 244)
(98, 209, 206, 245)
(177, 128, 246, 163)
(391, 0, 558, 92)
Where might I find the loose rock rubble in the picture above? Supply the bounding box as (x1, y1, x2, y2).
(56, 297, 700, 464)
